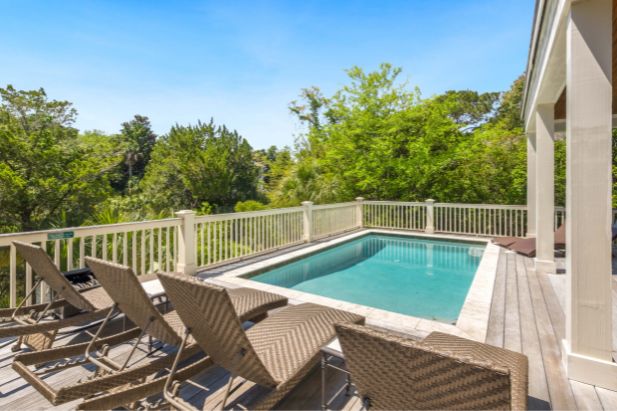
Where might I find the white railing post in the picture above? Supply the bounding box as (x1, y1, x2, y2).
(355, 197, 365, 228)
(425, 199, 435, 234)
(302, 201, 314, 243)
(175, 210, 196, 275)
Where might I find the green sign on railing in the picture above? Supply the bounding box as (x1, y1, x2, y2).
(47, 231, 75, 240)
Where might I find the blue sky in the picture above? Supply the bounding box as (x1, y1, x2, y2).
(1, 1, 534, 149)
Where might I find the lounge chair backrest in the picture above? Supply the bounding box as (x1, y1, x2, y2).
(85, 257, 180, 346)
(157, 272, 278, 387)
(13, 241, 95, 312)
(335, 323, 513, 410)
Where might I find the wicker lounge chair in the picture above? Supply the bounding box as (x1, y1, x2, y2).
(508, 224, 566, 257)
(492, 236, 520, 247)
(13, 257, 288, 409)
(0, 241, 158, 351)
(492, 224, 566, 257)
(156, 271, 365, 410)
(336, 323, 528, 410)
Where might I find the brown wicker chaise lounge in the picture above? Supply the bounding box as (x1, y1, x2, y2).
(13, 257, 288, 409)
(336, 323, 529, 410)
(156, 271, 365, 410)
(493, 224, 566, 257)
(0, 241, 157, 351)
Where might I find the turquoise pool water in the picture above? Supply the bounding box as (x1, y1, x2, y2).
(249, 234, 485, 323)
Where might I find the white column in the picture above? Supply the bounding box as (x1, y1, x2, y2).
(527, 133, 537, 237)
(355, 197, 365, 228)
(302, 201, 313, 242)
(425, 199, 435, 234)
(175, 210, 196, 275)
(563, 0, 617, 390)
(535, 104, 556, 274)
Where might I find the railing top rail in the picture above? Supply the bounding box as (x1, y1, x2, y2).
(433, 203, 528, 210)
(194, 206, 303, 223)
(0, 217, 182, 247)
(363, 200, 425, 206)
(312, 202, 357, 210)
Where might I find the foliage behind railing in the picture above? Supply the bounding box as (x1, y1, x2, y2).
(194, 207, 305, 267)
(363, 201, 426, 231)
(312, 202, 359, 240)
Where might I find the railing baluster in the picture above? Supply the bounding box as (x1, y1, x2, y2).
(157, 227, 162, 269)
(90, 235, 96, 258)
(207, 222, 212, 265)
(200, 223, 205, 266)
(67, 237, 74, 270)
(165, 228, 170, 271)
(25, 262, 33, 305)
(9, 244, 16, 308)
(123, 232, 128, 266)
(131, 231, 137, 273)
(140, 230, 146, 275)
(112, 234, 117, 263)
(102, 234, 108, 261)
(79, 237, 85, 268)
(54, 240, 61, 269)
(149, 229, 154, 273)
(218, 221, 223, 263)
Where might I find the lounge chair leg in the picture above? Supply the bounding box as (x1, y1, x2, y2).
(163, 327, 192, 411)
(10, 279, 44, 352)
(117, 317, 153, 371)
(10, 279, 42, 322)
(84, 304, 118, 372)
(321, 354, 327, 410)
(220, 373, 236, 410)
(12, 336, 23, 352)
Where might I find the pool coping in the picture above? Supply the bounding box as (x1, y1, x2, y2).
(202, 228, 499, 342)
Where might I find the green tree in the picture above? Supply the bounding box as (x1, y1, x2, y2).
(253, 145, 295, 201)
(0, 86, 121, 231)
(139, 120, 259, 213)
(113, 115, 157, 194)
(234, 200, 268, 212)
(275, 64, 528, 206)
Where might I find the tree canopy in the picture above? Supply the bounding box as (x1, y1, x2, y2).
(1, 65, 594, 233)
(0, 86, 122, 231)
(276, 64, 528, 206)
(112, 115, 157, 194)
(138, 120, 259, 214)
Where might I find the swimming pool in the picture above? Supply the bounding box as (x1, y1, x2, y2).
(248, 234, 486, 323)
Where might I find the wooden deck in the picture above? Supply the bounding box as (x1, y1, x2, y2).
(0, 248, 616, 410)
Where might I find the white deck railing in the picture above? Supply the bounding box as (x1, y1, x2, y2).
(0, 218, 180, 307)
(194, 206, 305, 268)
(311, 202, 360, 240)
(0, 198, 586, 307)
(363, 201, 427, 231)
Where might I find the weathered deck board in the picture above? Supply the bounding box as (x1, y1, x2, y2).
(596, 386, 617, 410)
(523, 256, 577, 410)
(0, 244, 615, 410)
(570, 381, 604, 410)
(516, 255, 550, 404)
(503, 252, 522, 353)
(485, 251, 507, 347)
